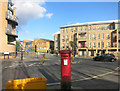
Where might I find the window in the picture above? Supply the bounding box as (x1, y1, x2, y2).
(98, 42, 100, 48)
(62, 36, 65, 42)
(66, 43, 69, 48)
(93, 34, 96, 40)
(111, 25, 114, 30)
(66, 28, 68, 33)
(92, 27, 95, 30)
(93, 42, 96, 48)
(89, 42, 91, 48)
(106, 26, 110, 30)
(119, 42, 120, 47)
(66, 35, 69, 41)
(71, 28, 73, 32)
(71, 35, 73, 40)
(89, 34, 91, 40)
(102, 33, 104, 39)
(63, 43, 65, 48)
(97, 26, 100, 30)
(75, 27, 77, 32)
(88, 26, 91, 30)
(117, 24, 120, 29)
(62, 29, 64, 33)
(79, 27, 82, 31)
(98, 34, 100, 39)
(56, 44, 58, 48)
(102, 42, 104, 48)
(56, 37, 58, 42)
(84, 26, 86, 31)
(101, 26, 105, 30)
(107, 42, 110, 47)
(107, 33, 110, 39)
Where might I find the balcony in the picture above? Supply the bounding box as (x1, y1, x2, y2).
(8, 3, 13, 12)
(78, 43, 86, 49)
(6, 12, 18, 25)
(78, 36, 87, 41)
(6, 25, 18, 37)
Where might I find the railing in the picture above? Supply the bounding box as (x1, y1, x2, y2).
(6, 12, 18, 24)
(8, 42, 15, 45)
(78, 36, 87, 39)
(78, 46, 86, 48)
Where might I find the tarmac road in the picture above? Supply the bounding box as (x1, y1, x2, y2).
(1, 53, 119, 90)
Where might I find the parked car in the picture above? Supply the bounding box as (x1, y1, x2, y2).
(93, 54, 117, 62)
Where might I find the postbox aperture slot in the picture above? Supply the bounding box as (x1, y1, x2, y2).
(62, 55, 68, 57)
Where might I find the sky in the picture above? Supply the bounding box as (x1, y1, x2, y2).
(14, 1, 118, 41)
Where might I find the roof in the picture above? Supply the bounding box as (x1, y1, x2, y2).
(60, 20, 120, 28)
(40, 38, 54, 42)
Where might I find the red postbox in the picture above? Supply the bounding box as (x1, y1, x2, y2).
(60, 50, 72, 90)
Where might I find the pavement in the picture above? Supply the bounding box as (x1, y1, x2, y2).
(1, 52, 119, 90)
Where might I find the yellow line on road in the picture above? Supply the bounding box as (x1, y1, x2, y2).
(47, 67, 118, 86)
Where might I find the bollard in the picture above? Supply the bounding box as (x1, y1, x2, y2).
(42, 54, 45, 63)
(60, 50, 72, 91)
(21, 51, 23, 60)
(72, 54, 74, 62)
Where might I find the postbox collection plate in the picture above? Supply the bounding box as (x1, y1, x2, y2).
(64, 59, 68, 65)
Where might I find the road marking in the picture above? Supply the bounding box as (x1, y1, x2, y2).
(28, 63, 37, 67)
(47, 67, 118, 86)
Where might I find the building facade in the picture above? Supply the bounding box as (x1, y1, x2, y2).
(0, 0, 18, 59)
(60, 20, 120, 58)
(32, 39, 54, 53)
(54, 34, 60, 53)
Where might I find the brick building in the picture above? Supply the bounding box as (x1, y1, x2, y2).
(0, 0, 18, 59)
(54, 34, 60, 53)
(59, 20, 120, 58)
(32, 39, 54, 53)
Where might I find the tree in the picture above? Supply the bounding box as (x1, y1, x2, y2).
(69, 37, 78, 55)
(16, 41, 20, 50)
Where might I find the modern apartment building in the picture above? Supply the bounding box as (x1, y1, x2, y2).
(32, 39, 54, 53)
(0, 0, 18, 59)
(54, 34, 60, 53)
(60, 20, 120, 58)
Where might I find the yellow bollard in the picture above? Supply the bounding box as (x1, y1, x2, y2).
(72, 54, 74, 61)
(42, 54, 45, 63)
(43, 57, 45, 63)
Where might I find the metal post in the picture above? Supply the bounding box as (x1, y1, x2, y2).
(21, 51, 23, 60)
(4, 54, 5, 59)
(42, 54, 45, 63)
(8, 54, 9, 59)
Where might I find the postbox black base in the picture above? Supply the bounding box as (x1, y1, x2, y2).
(61, 81, 71, 91)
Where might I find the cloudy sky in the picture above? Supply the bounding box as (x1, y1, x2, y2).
(13, 0, 118, 41)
